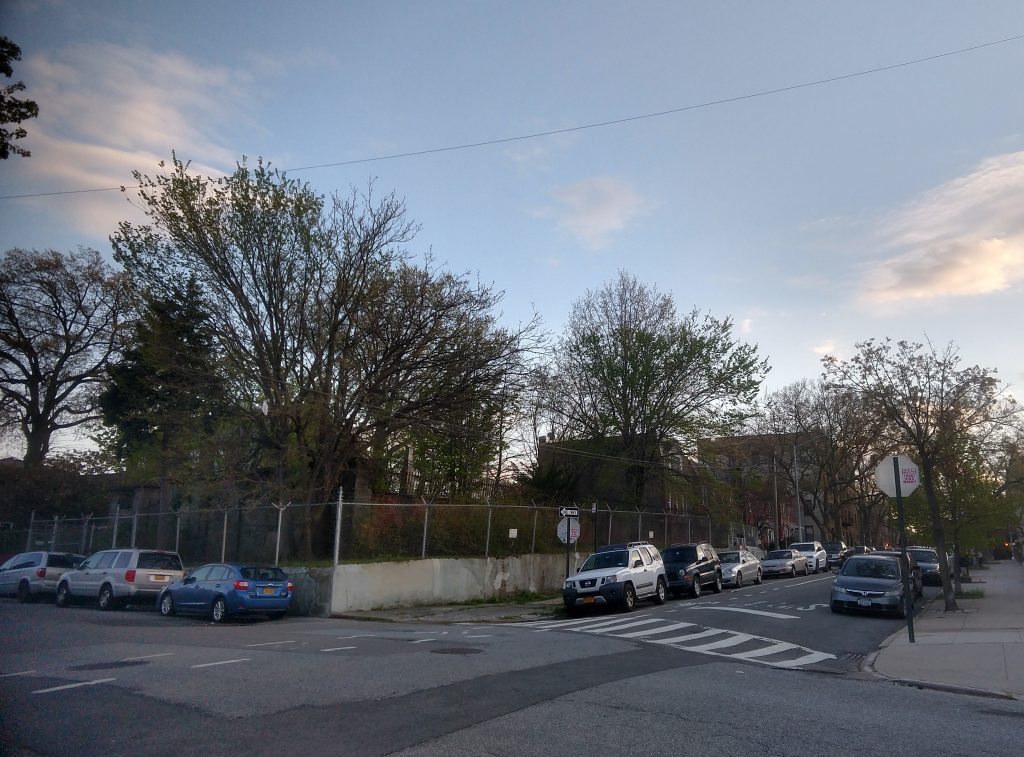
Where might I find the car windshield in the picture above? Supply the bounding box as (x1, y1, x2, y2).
(790, 543, 814, 551)
(766, 550, 792, 560)
(843, 559, 898, 579)
(580, 551, 628, 571)
(719, 551, 740, 563)
(663, 546, 698, 563)
(823, 542, 843, 551)
(908, 549, 937, 562)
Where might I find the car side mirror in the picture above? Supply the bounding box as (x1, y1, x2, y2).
(633, 560, 643, 569)
(184, 576, 196, 584)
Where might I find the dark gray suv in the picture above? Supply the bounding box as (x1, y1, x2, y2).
(663, 542, 722, 598)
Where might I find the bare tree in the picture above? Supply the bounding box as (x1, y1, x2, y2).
(823, 338, 1022, 611)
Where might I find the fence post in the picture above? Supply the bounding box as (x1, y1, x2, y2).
(421, 498, 431, 559)
(530, 500, 538, 554)
(174, 512, 181, 554)
(220, 508, 229, 561)
(50, 515, 59, 550)
(663, 512, 668, 548)
(637, 508, 642, 542)
(687, 515, 691, 543)
(484, 499, 493, 559)
(333, 488, 343, 567)
(131, 511, 138, 548)
(276, 501, 290, 567)
(80, 514, 90, 554)
(26, 510, 35, 551)
(606, 504, 613, 544)
(112, 505, 120, 548)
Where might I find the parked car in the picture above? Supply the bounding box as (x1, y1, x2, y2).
(789, 541, 828, 573)
(871, 551, 923, 598)
(906, 547, 942, 585)
(761, 549, 809, 578)
(823, 541, 852, 568)
(830, 554, 915, 618)
(0, 551, 84, 602)
(717, 548, 762, 588)
(848, 545, 874, 556)
(157, 563, 294, 622)
(662, 542, 722, 598)
(563, 542, 667, 613)
(55, 548, 184, 610)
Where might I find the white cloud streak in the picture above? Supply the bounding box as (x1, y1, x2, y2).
(546, 176, 645, 249)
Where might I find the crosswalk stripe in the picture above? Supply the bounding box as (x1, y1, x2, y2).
(613, 621, 696, 638)
(577, 618, 665, 634)
(731, 641, 798, 659)
(649, 629, 726, 645)
(675, 633, 755, 652)
(770, 650, 837, 668)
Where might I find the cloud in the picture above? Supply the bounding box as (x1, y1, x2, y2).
(739, 318, 754, 334)
(863, 151, 1024, 304)
(546, 177, 645, 249)
(812, 340, 836, 356)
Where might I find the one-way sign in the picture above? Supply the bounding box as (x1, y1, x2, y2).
(559, 506, 579, 518)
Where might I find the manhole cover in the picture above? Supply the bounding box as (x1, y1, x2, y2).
(430, 647, 483, 655)
(68, 660, 149, 671)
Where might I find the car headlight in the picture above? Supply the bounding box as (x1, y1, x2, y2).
(832, 585, 847, 594)
(884, 587, 902, 597)
(601, 575, 618, 585)
(679, 569, 687, 579)
(564, 580, 574, 589)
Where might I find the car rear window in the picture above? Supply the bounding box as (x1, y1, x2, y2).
(240, 567, 287, 581)
(663, 547, 698, 563)
(46, 553, 79, 568)
(137, 552, 183, 570)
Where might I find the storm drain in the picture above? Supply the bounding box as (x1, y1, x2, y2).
(68, 660, 149, 671)
(430, 647, 483, 655)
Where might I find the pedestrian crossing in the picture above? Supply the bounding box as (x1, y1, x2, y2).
(508, 613, 836, 669)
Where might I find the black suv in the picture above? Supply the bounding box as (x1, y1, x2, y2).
(663, 542, 722, 598)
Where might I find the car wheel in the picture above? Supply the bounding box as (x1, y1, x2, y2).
(690, 577, 702, 598)
(802, 563, 810, 576)
(712, 573, 723, 593)
(55, 583, 71, 608)
(653, 578, 667, 605)
(98, 584, 119, 611)
(16, 580, 35, 604)
(159, 593, 175, 617)
(211, 596, 228, 623)
(754, 569, 763, 585)
(734, 572, 743, 589)
(790, 565, 797, 578)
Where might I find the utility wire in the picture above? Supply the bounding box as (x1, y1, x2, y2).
(2, 32, 1022, 201)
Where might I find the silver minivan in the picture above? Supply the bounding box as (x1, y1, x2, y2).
(55, 548, 184, 610)
(0, 551, 84, 602)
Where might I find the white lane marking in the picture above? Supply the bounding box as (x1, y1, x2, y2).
(525, 613, 652, 631)
(462, 634, 492, 638)
(1, 670, 37, 678)
(410, 638, 436, 644)
(336, 634, 375, 639)
(732, 641, 798, 659)
(771, 650, 837, 668)
(190, 658, 250, 669)
(122, 653, 175, 661)
(321, 646, 357, 652)
(33, 678, 116, 694)
(686, 607, 799, 619)
(244, 640, 297, 647)
(614, 622, 696, 638)
(649, 629, 725, 645)
(577, 618, 665, 634)
(676, 633, 755, 652)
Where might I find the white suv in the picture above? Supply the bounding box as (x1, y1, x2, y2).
(789, 541, 828, 574)
(55, 548, 184, 610)
(562, 542, 667, 614)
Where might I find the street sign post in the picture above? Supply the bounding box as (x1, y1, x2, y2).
(560, 506, 579, 518)
(558, 512, 580, 580)
(875, 453, 920, 643)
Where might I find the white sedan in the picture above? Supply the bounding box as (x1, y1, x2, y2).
(718, 548, 763, 588)
(761, 549, 809, 578)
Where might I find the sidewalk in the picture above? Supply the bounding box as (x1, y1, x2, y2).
(867, 558, 1024, 700)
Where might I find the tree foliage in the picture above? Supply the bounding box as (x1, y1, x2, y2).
(0, 248, 125, 467)
(0, 36, 39, 159)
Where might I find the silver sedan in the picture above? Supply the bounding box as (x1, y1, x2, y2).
(760, 549, 809, 578)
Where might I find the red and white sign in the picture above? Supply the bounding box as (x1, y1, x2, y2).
(875, 454, 920, 497)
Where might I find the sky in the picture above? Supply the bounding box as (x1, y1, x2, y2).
(2, 1, 1024, 456)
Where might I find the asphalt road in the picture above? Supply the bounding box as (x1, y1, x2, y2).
(2, 573, 1022, 756)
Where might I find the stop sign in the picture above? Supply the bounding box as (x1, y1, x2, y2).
(875, 454, 920, 497)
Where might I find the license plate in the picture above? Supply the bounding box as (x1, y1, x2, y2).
(857, 598, 871, 607)
(151, 574, 169, 582)
(583, 596, 594, 604)
(262, 586, 275, 595)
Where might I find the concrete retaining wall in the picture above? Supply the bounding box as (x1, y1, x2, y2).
(323, 553, 568, 615)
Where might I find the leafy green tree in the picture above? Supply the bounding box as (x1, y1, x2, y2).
(0, 36, 39, 159)
(0, 248, 125, 467)
(546, 270, 768, 510)
(823, 338, 1022, 610)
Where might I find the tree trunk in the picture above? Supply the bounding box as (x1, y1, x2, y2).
(922, 459, 957, 611)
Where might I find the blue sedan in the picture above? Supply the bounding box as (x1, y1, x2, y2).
(157, 563, 293, 622)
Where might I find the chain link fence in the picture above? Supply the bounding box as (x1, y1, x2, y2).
(1, 501, 761, 568)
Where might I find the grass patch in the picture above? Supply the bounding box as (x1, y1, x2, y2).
(955, 588, 985, 599)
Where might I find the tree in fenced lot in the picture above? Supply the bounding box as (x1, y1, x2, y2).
(822, 338, 1022, 611)
(112, 155, 538, 557)
(546, 271, 768, 512)
(0, 248, 126, 467)
(0, 451, 113, 526)
(98, 281, 239, 547)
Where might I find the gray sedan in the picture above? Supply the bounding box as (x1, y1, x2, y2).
(761, 549, 809, 578)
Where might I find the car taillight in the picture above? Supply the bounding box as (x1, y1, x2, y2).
(124, 569, 136, 583)
(233, 579, 250, 591)
(287, 582, 294, 592)
(36, 567, 46, 578)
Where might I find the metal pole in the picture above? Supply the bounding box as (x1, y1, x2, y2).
(26, 510, 35, 551)
(131, 511, 138, 548)
(793, 443, 803, 540)
(80, 515, 89, 554)
(175, 513, 181, 554)
(275, 505, 284, 566)
(530, 501, 538, 555)
(773, 454, 780, 547)
(663, 513, 668, 549)
(50, 516, 59, 550)
(593, 503, 599, 554)
(220, 508, 228, 561)
(607, 505, 613, 544)
(112, 505, 120, 548)
(892, 455, 915, 643)
(637, 509, 642, 542)
(687, 515, 691, 543)
(421, 498, 431, 559)
(484, 499, 493, 559)
(333, 488, 344, 567)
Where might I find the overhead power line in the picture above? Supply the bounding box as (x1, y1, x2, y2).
(2, 31, 1022, 201)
